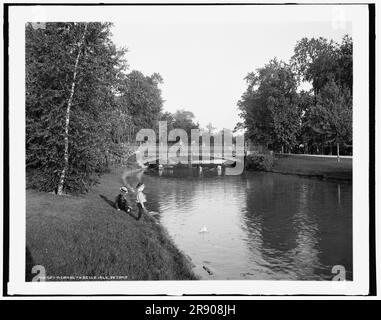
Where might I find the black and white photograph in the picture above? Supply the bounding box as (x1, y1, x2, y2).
(2, 1, 377, 298)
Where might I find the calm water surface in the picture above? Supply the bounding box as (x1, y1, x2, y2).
(127, 168, 352, 280)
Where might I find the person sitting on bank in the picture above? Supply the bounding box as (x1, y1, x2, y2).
(115, 186, 132, 213)
(136, 182, 147, 220)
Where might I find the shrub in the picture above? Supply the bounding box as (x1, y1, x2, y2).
(245, 152, 274, 171)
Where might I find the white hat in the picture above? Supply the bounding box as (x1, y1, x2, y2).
(120, 186, 128, 193)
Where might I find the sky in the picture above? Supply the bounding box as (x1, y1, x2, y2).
(111, 6, 352, 131)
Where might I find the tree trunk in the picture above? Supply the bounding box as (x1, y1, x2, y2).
(57, 23, 88, 195)
(337, 142, 340, 163)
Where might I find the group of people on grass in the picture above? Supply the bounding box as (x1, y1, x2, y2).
(115, 182, 147, 220)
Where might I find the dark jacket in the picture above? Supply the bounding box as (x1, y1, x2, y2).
(115, 194, 131, 212)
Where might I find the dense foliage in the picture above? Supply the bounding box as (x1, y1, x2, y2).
(26, 22, 202, 193)
(237, 59, 301, 151)
(116, 71, 164, 142)
(245, 152, 274, 171)
(161, 109, 199, 136)
(26, 23, 165, 193)
(237, 35, 352, 155)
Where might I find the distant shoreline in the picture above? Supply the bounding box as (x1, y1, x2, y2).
(267, 154, 352, 183)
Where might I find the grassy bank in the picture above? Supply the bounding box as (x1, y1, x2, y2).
(271, 154, 352, 182)
(26, 168, 198, 281)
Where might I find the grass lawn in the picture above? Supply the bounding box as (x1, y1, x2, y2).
(26, 168, 197, 281)
(272, 154, 352, 181)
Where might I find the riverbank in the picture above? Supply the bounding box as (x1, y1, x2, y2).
(270, 154, 352, 182)
(26, 167, 198, 281)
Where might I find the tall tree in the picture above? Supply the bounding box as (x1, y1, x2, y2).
(237, 59, 301, 151)
(117, 71, 164, 138)
(57, 23, 88, 195)
(172, 109, 199, 137)
(291, 35, 353, 95)
(291, 35, 353, 156)
(238, 35, 352, 156)
(336, 34, 353, 92)
(308, 80, 352, 160)
(160, 111, 175, 132)
(26, 22, 127, 193)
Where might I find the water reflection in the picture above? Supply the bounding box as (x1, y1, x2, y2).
(127, 169, 352, 280)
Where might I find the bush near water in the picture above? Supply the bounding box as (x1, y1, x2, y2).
(245, 152, 274, 171)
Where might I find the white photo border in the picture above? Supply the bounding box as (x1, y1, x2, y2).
(6, 2, 371, 296)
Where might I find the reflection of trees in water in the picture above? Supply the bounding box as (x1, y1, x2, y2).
(311, 183, 353, 280)
(289, 182, 320, 280)
(147, 168, 247, 214)
(292, 181, 352, 279)
(143, 169, 199, 215)
(135, 169, 352, 280)
(243, 173, 299, 278)
(241, 173, 352, 280)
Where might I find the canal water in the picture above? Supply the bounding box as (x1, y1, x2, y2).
(127, 168, 352, 280)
